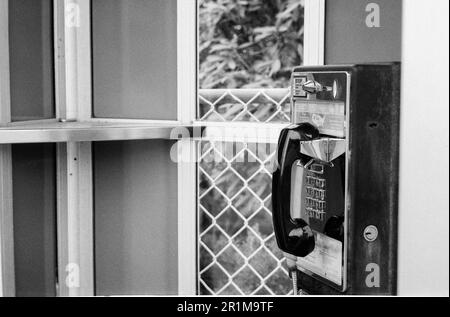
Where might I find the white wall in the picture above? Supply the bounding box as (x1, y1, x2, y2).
(399, 0, 449, 296)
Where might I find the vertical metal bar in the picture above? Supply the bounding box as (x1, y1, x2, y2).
(304, 0, 325, 66)
(0, 146, 14, 297)
(177, 0, 198, 296)
(76, 0, 92, 123)
(54, 0, 67, 120)
(56, 0, 94, 296)
(0, 0, 11, 126)
(57, 142, 93, 296)
(0, 0, 15, 297)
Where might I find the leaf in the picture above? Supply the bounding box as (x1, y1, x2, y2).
(253, 26, 277, 34)
(210, 44, 233, 53)
(207, 55, 225, 63)
(277, 2, 302, 20)
(228, 60, 237, 70)
(270, 59, 282, 76)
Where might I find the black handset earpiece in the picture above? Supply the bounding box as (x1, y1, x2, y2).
(297, 123, 321, 141)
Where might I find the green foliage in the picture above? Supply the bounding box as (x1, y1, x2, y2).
(199, 0, 305, 89)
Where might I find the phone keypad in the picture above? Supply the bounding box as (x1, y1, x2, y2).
(304, 167, 327, 221)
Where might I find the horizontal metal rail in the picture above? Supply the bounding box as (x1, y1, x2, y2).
(0, 121, 200, 144)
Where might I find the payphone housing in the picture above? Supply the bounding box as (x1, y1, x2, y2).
(272, 64, 400, 295)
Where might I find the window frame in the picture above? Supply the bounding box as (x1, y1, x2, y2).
(0, 0, 197, 297)
(0, 0, 324, 296)
(189, 0, 325, 295)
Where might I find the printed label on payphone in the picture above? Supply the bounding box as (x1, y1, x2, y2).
(297, 233, 343, 285)
(293, 101, 346, 138)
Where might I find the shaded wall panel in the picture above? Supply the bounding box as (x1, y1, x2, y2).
(92, 0, 178, 120)
(12, 144, 57, 297)
(9, 0, 55, 121)
(94, 140, 178, 295)
(325, 0, 402, 64)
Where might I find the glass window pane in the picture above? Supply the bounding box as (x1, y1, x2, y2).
(198, 141, 293, 295)
(198, 0, 303, 122)
(9, 0, 55, 122)
(197, 0, 304, 296)
(92, 0, 178, 120)
(199, 0, 304, 90)
(12, 144, 57, 297)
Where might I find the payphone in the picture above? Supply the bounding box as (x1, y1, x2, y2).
(272, 64, 400, 295)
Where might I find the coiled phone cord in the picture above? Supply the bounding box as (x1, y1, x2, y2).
(291, 270, 298, 296)
(287, 255, 301, 296)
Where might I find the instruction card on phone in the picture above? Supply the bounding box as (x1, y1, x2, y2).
(296, 233, 343, 286)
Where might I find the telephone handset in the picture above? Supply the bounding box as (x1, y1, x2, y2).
(272, 123, 319, 257)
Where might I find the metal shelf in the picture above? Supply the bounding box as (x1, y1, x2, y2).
(0, 121, 195, 144)
(0, 120, 286, 144)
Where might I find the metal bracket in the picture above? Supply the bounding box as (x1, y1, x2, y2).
(301, 138, 346, 163)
